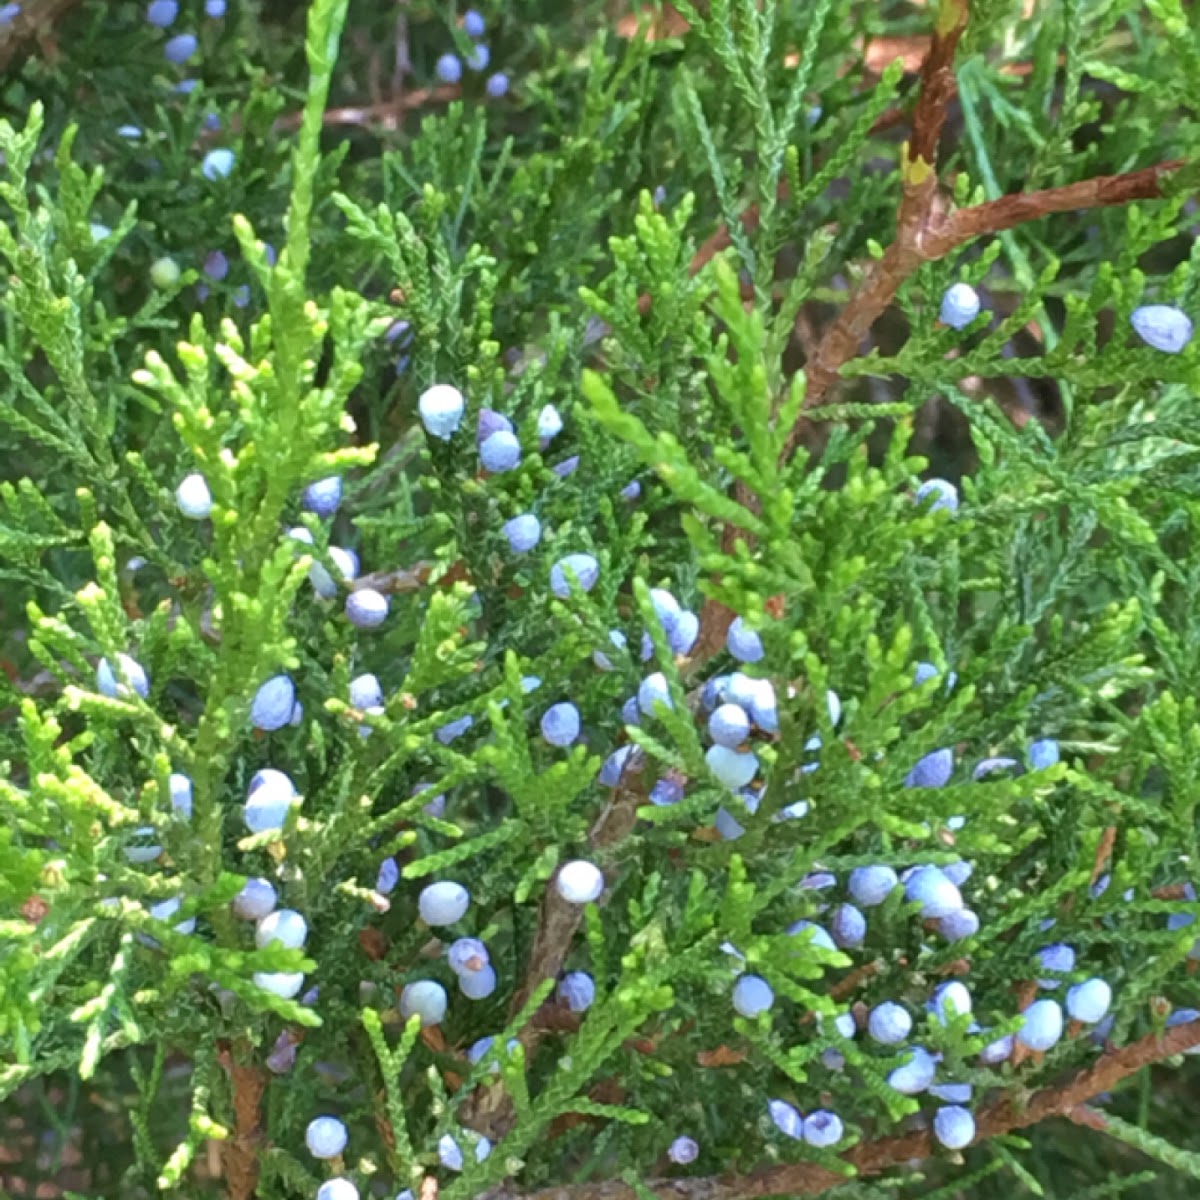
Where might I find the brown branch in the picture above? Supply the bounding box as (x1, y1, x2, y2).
(0, 0, 83, 72)
(217, 1040, 267, 1200)
(494, 1019, 1200, 1200)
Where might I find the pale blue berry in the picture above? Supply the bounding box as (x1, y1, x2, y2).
(887, 1046, 937, 1093)
(256, 908, 307, 950)
(171, 473, 212, 519)
(419, 384, 465, 439)
(668, 1135, 698, 1165)
(204, 0, 225, 15)
(904, 866, 963, 918)
(552, 455, 581, 478)
(349, 673, 383, 710)
(436, 715, 473, 744)
(788, 920, 837, 952)
(536, 403, 562, 440)
(708, 703, 750, 748)
(668, 610, 700, 655)
(232, 877, 277, 920)
(125, 826, 163, 864)
(419, 882, 470, 926)
(465, 43, 489, 71)
(164, 33, 198, 63)
(979, 1032, 1014, 1064)
(768, 1099, 802, 1139)
(803, 1110, 843, 1148)
(149, 895, 194, 933)
(550, 552, 600, 598)
(849, 865, 898, 907)
(169, 772, 193, 819)
(638, 672, 673, 716)
(930, 1082, 972, 1103)
(732, 974, 774, 1018)
(503, 513, 541, 553)
(376, 858, 400, 895)
(1066, 978, 1111, 1024)
(346, 588, 389, 629)
(714, 788, 761, 839)
(1028, 738, 1060, 770)
(726, 616, 764, 663)
(400, 980, 448, 1026)
(117, 124, 143, 140)
(832, 903, 866, 949)
(436, 53, 463, 84)
(593, 629, 627, 671)
(463, 9, 485, 37)
(478, 410, 512, 442)
(934, 1105, 975, 1150)
(251, 675, 295, 731)
(146, 0, 178, 25)
(706, 745, 759, 790)
(1036, 943, 1076, 988)
(700, 674, 729, 711)
(558, 971, 595, 1012)
(541, 702, 581, 746)
(621, 696, 641, 726)
(97, 653, 150, 700)
(1018, 998, 1064, 1051)
(939, 282, 981, 329)
(459, 964, 497, 999)
(906, 747, 954, 788)
(557, 860, 604, 904)
(447, 937, 489, 975)
(317, 1180, 358, 1200)
(937, 909, 980, 941)
(599, 744, 637, 786)
(201, 147, 235, 180)
(930, 981, 972, 1024)
(620, 479, 642, 501)
(486, 73, 510, 98)
(245, 768, 297, 833)
(305, 1115, 347, 1159)
(1131, 304, 1193, 353)
(649, 587, 682, 631)
(480, 430, 521, 472)
(973, 756, 1019, 780)
(253, 970, 305, 999)
(915, 478, 959, 514)
(303, 476, 342, 517)
(868, 1001, 912, 1045)
(649, 776, 684, 806)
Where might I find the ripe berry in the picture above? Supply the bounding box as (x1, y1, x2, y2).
(164, 32, 198, 63)
(146, 0, 178, 25)
(668, 610, 700, 655)
(732, 974, 774, 1018)
(447, 938, 490, 976)
(706, 745, 759, 790)
(849, 865, 899, 907)
(503, 513, 541, 553)
(486, 72, 509, 98)
(256, 908, 308, 950)
(316, 1180, 358, 1200)
(934, 1105, 975, 1150)
(419, 384, 465, 439)
(905, 747, 954, 788)
(788, 920, 837, 952)
(232, 877, 277, 921)
(599, 745, 636, 786)
(204, 0, 225, 14)
(535, 404, 562, 441)
(252, 971, 304, 999)
(803, 1110, 843, 1148)
(169, 772, 193, 819)
(1017, 998, 1064, 1052)
(251, 675, 295, 731)
(436, 714, 474, 744)
(930, 981, 972, 1024)
(979, 1032, 1014, 1064)
(708, 703, 750, 748)
(904, 866, 963, 918)
(638, 672, 673, 716)
(939, 282, 981, 329)
(767, 1099, 802, 1139)
(558, 971, 595, 1012)
(914, 478, 959, 514)
(305, 1115, 348, 1159)
(593, 629, 627, 671)
(201, 148, 235, 180)
(868, 1001, 912, 1045)
(97, 653, 150, 700)
(400, 980, 448, 1026)
(930, 1082, 973, 1103)
(244, 767, 297, 834)
(1028, 738, 1060, 770)
(1036, 943, 1076, 988)
(550, 553, 600, 598)
(346, 588, 389, 629)
(556, 860, 604, 905)
(303, 476, 342, 517)
(887, 1046, 937, 1094)
(459, 964, 497, 1000)
(726, 617, 764, 663)
(937, 909, 980, 941)
(714, 789, 761, 840)
(1066, 978, 1112, 1024)
(668, 1136, 699, 1165)
(349, 673, 383, 710)
(1131, 304, 1194, 353)
(831, 903, 866, 949)
(480, 430, 521, 472)
(436, 53, 463, 84)
(465, 43, 490, 71)
(419, 882, 470, 926)
(541, 702, 581, 746)
(175, 473, 213, 519)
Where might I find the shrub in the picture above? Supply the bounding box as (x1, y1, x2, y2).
(3, 1, 1200, 1198)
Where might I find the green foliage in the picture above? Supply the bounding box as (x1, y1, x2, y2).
(3, 0, 1200, 1198)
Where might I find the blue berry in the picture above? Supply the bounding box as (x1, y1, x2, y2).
(303, 476, 342, 517)
(400, 980, 448, 1026)
(599, 744, 637, 786)
(346, 588, 389, 629)
(649, 587, 682, 631)
(887, 1046, 937, 1094)
(904, 866, 963, 918)
(164, 32, 198, 63)
(463, 9, 485, 37)
(316, 1181, 358, 1200)
(788, 920, 837, 952)
(201, 148, 235, 180)
(972, 756, 1019, 780)
(1066, 978, 1112, 1024)
(253, 970, 305, 999)
(848, 865, 899, 907)
(349, 673, 383, 710)
(203, 249, 228, 280)
(593, 629, 627, 671)
(536, 403, 562, 440)
(706, 745, 759, 790)
(447, 937, 490, 975)
(668, 1135, 699, 1165)
(621, 695, 641, 726)
(939, 282, 981, 329)
(204, 0, 225, 15)
(557, 971, 595, 1012)
(305, 1116, 347, 1159)
(732, 974, 774, 1018)
(937, 909, 980, 942)
(169, 772, 193, 819)
(668, 610, 700, 655)
(552, 455, 581, 477)
(1017, 998, 1063, 1052)
(708, 703, 750, 748)
(831, 903, 866, 949)
(868, 1001, 912, 1045)
(541, 702, 581, 746)
(503, 513, 541, 553)
(465, 43, 490, 71)
(1028, 738, 1060, 770)
(929, 1082, 972, 1103)
(726, 616, 764, 663)
(117, 124, 143, 140)
(376, 858, 400, 894)
(700, 674, 729, 711)
(418, 881, 470, 926)
(255, 908, 307, 950)
(436, 53, 463, 84)
(934, 1105, 975, 1150)
(418, 384, 465, 439)
(768, 1099, 802, 1139)
(97, 653, 150, 700)
(232, 877, 277, 920)
(620, 479, 642, 501)
(802, 1110, 843, 1148)
(979, 1032, 1014, 1064)
(486, 72, 510, 98)
(556, 860, 604, 904)
(459, 964, 497, 999)
(480, 430, 521, 472)
(915, 478, 959, 514)
(146, 0, 177, 26)
(714, 788, 761, 839)
(929, 981, 972, 1024)
(251, 675, 295, 730)
(649, 776, 684, 805)
(1131, 304, 1193, 353)
(1036, 942, 1076, 988)
(176, 473, 213, 519)
(476, 408, 513, 443)
(550, 552, 599, 598)
(638, 672, 673, 716)
(905, 747, 954, 788)
(245, 768, 297, 833)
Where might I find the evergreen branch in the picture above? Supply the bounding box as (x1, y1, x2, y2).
(498, 1020, 1200, 1200)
